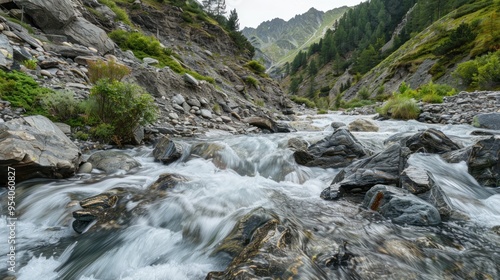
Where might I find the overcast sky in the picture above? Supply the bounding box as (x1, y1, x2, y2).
(226, 0, 365, 29)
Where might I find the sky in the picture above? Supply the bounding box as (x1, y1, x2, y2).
(225, 0, 365, 29)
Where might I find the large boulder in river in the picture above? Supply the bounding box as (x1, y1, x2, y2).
(87, 150, 141, 173)
(404, 128, 460, 154)
(362, 185, 441, 226)
(472, 113, 500, 130)
(294, 128, 370, 168)
(242, 116, 296, 133)
(0, 115, 81, 184)
(443, 137, 500, 187)
(153, 136, 186, 164)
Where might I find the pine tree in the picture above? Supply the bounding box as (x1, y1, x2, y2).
(227, 9, 239, 31)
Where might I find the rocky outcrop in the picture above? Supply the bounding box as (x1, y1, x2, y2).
(87, 150, 141, 173)
(0, 115, 81, 184)
(473, 113, 500, 130)
(0, 33, 13, 70)
(294, 128, 370, 168)
(404, 128, 461, 154)
(12, 0, 114, 53)
(362, 185, 441, 226)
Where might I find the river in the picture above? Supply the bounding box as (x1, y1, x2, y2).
(1, 113, 499, 279)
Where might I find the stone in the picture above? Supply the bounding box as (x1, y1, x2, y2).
(472, 113, 500, 130)
(242, 116, 277, 132)
(12, 45, 32, 62)
(187, 98, 201, 107)
(66, 83, 89, 89)
(294, 128, 369, 168)
(153, 136, 186, 164)
(362, 185, 441, 226)
(44, 44, 94, 58)
(54, 122, 71, 135)
(87, 150, 141, 173)
(78, 162, 93, 174)
(143, 57, 159, 65)
(348, 118, 379, 132)
(63, 17, 115, 54)
(12, 29, 42, 49)
(331, 121, 346, 129)
(13, 0, 76, 31)
(172, 104, 185, 113)
(168, 112, 179, 119)
(40, 70, 52, 77)
(404, 128, 460, 154)
(235, 85, 245, 92)
(74, 56, 100, 66)
(183, 73, 199, 86)
(287, 138, 308, 151)
(132, 125, 144, 145)
(0, 34, 13, 70)
(400, 166, 431, 194)
(221, 116, 232, 123)
(200, 109, 212, 119)
(0, 115, 81, 184)
(172, 94, 185, 105)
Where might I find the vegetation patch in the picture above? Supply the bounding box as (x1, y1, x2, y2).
(290, 96, 315, 108)
(454, 50, 500, 90)
(377, 95, 421, 120)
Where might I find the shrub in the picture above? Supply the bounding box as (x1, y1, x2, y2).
(245, 60, 266, 75)
(422, 93, 443, 103)
(74, 131, 89, 141)
(290, 96, 315, 108)
(90, 123, 115, 143)
(22, 59, 37, 70)
(255, 99, 264, 107)
(97, 0, 132, 26)
(244, 76, 259, 87)
(0, 70, 53, 114)
(89, 79, 158, 143)
(357, 86, 371, 100)
(88, 59, 130, 84)
(40, 90, 81, 121)
(453, 51, 500, 89)
(317, 109, 328, 114)
(377, 96, 421, 120)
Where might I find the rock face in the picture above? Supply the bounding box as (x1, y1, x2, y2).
(294, 128, 370, 168)
(0, 33, 13, 70)
(473, 113, 500, 130)
(87, 150, 141, 173)
(404, 128, 461, 154)
(0, 115, 81, 184)
(13, 0, 114, 53)
(362, 185, 441, 226)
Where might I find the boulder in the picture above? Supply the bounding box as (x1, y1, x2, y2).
(13, 0, 76, 31)
(400, 166, 432, 194)
(183, 73, 199, 86)
(404, 128, 460, 154)
(287, 138, 308, 151)
(348, 118, 379, 132)
(152, 136, 186, 164)
(87, 150, 141, 173)
(44, 44, 95, 58)
(0, 34, 13, 70)
(443, 137, 500, 187)
(295, 128, 369, 169)
(0, 115, 81, 184)
(172, 94, 185, 105)
(62, 17, 115, 54)
(200, 109, 212, 119)
(472, 113, 500, 130)
(362, 185, 441, 226)
(330, 121, 346, 130)
(242, 116, 275, 132)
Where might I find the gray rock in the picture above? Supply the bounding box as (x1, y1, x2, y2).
(54, 122, 71, 135)
(87, 150, 141, 173)
(12, 45, 32, 62)
(78, 162, 93, 174)
(405, 128, 460, 154)
(330, 121, 346, 129)
(400, 166, 431, 194)
(63, 17, 115, 54)
(44, 44, 94, 58)
(221, 116, 232, 123)
(168, 112, 179, 119)
(363, 185, 441, 226)
(143, 57, 159, 65)
(172, 94, 185, 105)
(12, 29, 42, 49)
(473, 113, 500, 130)
(295, 128, 369, 168)
(348, 118, 379, 132)
(0, 34, 13, 70)
(13, 0, 76, 31)
(153, 136, 186, 164)
(172, 104, 185, 113)
(0, 115, 82, 184)
(183, 73, 199, 86)
(132, 125, 144, 145)
(287, 138, 308, 151)
(200, 109, 212, 119)
(187, 98, 201, 107)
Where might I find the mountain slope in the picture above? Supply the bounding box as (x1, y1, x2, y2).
(242, 7, 349, 71)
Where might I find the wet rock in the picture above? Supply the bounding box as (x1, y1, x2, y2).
(400, 166, 432, 194)
(330, 121, 346, 130)
(242, 116, 275, 132)
(77, 162, 93, 174)
(443, 137, 500, 187)
(362, 185, 441, 226)
(148, 173, 188, 192)
(87, 150, 141, 173)
(153, 136, 186, 164)
(287, 138, 308, 151)
(404, 128, 460, 154)
(0, 115, 81, 184)
(472, 113, 500, 130)
(294, 128, 369, 168)
(348, 118, 379, 132)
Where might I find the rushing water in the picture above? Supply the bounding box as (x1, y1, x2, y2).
(1, 113, 499, 279)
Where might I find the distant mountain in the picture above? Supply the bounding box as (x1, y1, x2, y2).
(242, 7, 349, 73)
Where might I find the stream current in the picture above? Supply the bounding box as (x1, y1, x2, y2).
(1, 114, 499, 279)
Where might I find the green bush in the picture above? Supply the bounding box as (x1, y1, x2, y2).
(357, 86, 371, 100)
(88, 59, 130, 84)
(245, 60, 266, 75)
(254, 99, 264, 107)
(40, 90, 81, 121)
(453, 51, 500, 89)
(89, 79, 158, 144)
(98, 0, 132, 26)
(244, 76, 259, 87)
(317, 109, 328, 114)
(22, 59, 37, 70)
(377, 96, 421, 120)
(422, 93, 443, 103)
(0, 70, 53, 114)
(74, 131, 90, 141)
(90, 123, 115, 143)
(290, 96, 315, 108)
